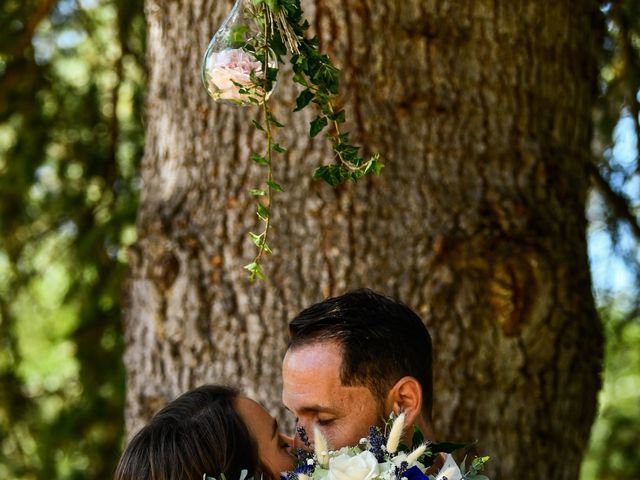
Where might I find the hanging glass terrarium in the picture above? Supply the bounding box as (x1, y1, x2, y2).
(201, 0, 277, 106)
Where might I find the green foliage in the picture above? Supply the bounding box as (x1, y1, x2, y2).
(0, 0, 144, 478)
(581, 305, 640, 480)
(581, 3, 640, 476)
(212, 0, 383, 280)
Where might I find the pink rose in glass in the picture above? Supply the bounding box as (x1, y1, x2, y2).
(205, 48, 263, 103)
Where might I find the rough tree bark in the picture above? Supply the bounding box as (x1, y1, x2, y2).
(126, 1, 603, 478)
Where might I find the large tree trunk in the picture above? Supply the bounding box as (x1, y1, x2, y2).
(126, 1, 603, 478)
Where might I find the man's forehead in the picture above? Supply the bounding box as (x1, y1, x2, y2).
(282, 364, 340, 398)
(284, 341, 343, 373)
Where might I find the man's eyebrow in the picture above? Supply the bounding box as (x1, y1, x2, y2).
(297, 405, 339, 414)
(282, 405, 339, 416)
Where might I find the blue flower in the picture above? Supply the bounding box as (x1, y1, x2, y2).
(294, 463, 314, 475)
(403, 466, 429, 480)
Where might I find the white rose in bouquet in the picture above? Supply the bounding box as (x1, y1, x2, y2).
(434, 454, 463, 480)
(328, 450, 380, 480)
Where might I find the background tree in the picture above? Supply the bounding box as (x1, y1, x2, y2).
(126, 1, 601, 479)
(1, 0, 640, 479)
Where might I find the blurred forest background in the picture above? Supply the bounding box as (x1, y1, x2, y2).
(0, 0, 638, 479)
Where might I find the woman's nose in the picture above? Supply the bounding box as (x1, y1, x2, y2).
(282, 433, 295, 452)
(292, 432, 305, 451)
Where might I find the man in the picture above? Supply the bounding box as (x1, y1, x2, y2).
(282, 288, 434, 450)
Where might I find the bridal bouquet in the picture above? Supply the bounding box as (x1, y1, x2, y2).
(287, 413, 490, 480)
(203, 413, 489, 480)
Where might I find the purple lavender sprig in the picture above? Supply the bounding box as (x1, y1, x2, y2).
(368, 425, 385, 463)
(296, 423, 312, 449)
(293, 423, 315, 473)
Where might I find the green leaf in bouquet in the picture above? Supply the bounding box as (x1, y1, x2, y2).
(466, 455, 491, 478)
(430, 441, 467, 454)
(411, 425, 424, 448)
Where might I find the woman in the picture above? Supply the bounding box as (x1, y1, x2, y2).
(115, 385, 294, 480)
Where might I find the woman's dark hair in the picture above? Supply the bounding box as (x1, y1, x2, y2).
(289, 289, 433, 421)
(114, 385, 260, 480)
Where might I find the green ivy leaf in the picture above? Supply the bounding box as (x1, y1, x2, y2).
(309, 115, 328, 137)
(252, 120, 265, 131)
(270, 31, 287, 57)
(272, 143, 287, 153)
(312, 164, 350, 187)
(364, 155, 384, 175)
(267, 180, 284, 192)
(335, 143, 359, 162)
(267, 112, 285, 127)
(249, 232, 262, 243)
(267, 67, 278, 82)
(250, 153, 269, 165)
(264, 0, 279, 12)
(244, 262, 266, 281)
(329, 110, 346, 122)
(249, 188, 267, 196)
(294, 89, 314, 111)
(248, 232, 273, 254)
(257, 204, 269, 221)
(227, 24, 249, 48)
(292, 72, 308, 86)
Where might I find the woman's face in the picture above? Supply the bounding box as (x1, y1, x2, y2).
(235, 397, 294, 478)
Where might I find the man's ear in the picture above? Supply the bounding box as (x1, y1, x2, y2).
(384, 376, 423, 426)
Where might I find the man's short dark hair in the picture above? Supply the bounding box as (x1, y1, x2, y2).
(288, 288, 433, 421)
